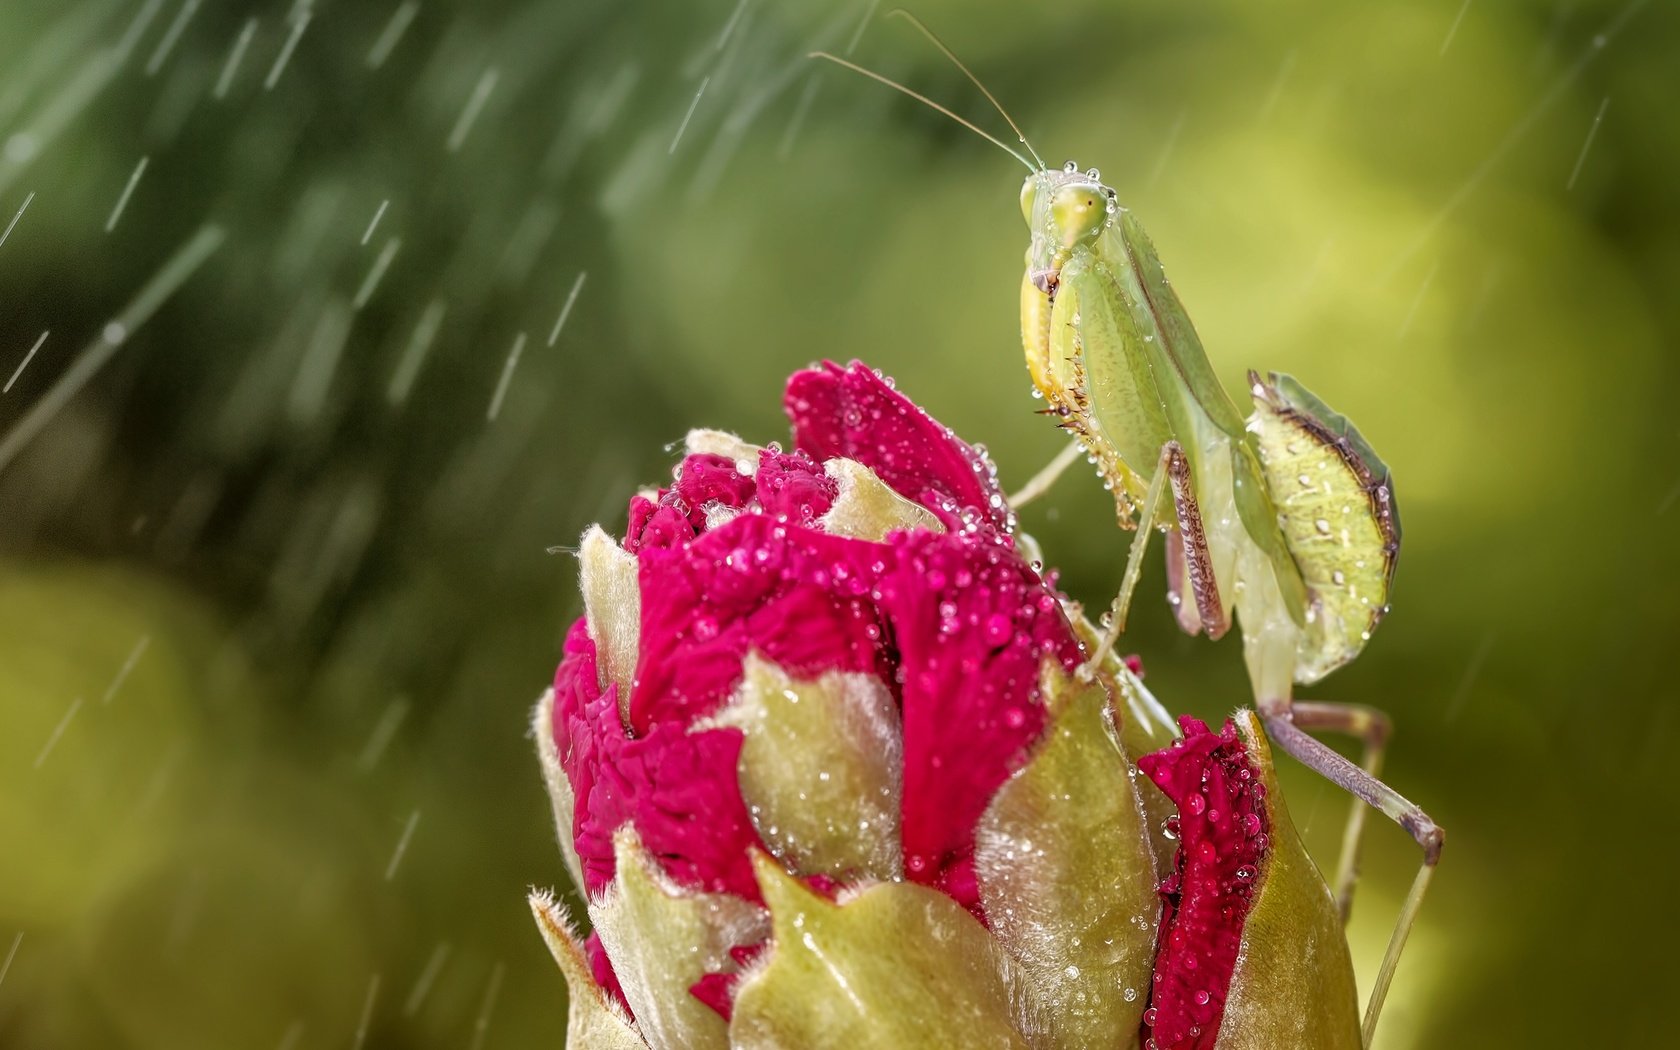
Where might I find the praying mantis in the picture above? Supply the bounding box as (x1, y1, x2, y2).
(816, 14, 1442, 1046)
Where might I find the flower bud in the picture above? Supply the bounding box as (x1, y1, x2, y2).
(529, 362, 1364, 1050)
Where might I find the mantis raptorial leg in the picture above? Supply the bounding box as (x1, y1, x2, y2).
(1258, 705, 1442, 1047)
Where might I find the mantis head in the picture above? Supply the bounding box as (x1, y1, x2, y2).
(1022, 162, 1119, 291)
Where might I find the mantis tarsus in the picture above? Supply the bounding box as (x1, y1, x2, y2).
(816, 14, 1442, 1046)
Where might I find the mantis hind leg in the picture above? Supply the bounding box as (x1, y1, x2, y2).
(1007, 439, 1085, 508)
(1289, 700, 1392, 920)
(1259, 704, 1442, 1048)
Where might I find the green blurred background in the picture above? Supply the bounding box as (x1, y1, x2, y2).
(1, 0, 1676, 1045)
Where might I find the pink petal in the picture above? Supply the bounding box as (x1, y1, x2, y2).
(673, 452, 758, 519)
(625, 494, 658, 550)
(754, 449, 837, 524)
(551, 622, 615, 873)
(553, 618, 766, 901)
(623, 723, 763, 899)
(688, 941, 773, 1021)
(688, 972, 737, 1021)
(785, 361, 1010, 532)
(629, 512, 892, 732)
(1136, 717, 1270, 1050)
(551, 620, 632, 895)
(625, 497, 696, 555)
(625, 452, 761, 554)
(875, 528, 1082, 914)
(587, 931, 630, 1017)
(557, 508, 906, 907)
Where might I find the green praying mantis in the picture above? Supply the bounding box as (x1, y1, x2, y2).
(816, 14, 1442, 1047)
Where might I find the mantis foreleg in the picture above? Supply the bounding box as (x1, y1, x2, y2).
(1258, 705, 1443, 1047)
(1166, 442, 1227, 640)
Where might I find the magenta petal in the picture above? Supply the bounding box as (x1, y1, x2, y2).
(625, 494, 659, 551)
(629, 512, 892, 732)
(689, 941, 771, 1021)
(754, 449, 837, 524)
(587, 931, 630, 1017)
(553, 620, 768, 901)
(936, 855, 980, 913)
(626, 498, 695, 555)
(622, 724, 763, 899)
(624, 453, 761, 554)
(673, 452, 758, 521)
(551, 620, 632, 895)
(1136, 717, 1269, 1050)
(688, 972, 737, 1021)
(876, 528, 1081, 913)
(785, 361, 1010, 531)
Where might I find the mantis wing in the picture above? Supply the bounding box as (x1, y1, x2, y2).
(1090, 216, 1310, 627)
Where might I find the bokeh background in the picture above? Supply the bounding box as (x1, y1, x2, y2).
(1, 0, 1676, 1046)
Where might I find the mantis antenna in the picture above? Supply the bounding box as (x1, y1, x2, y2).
(809, 51, 1038, 174)
(886, 9, 1046, 171)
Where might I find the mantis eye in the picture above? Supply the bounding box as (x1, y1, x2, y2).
(1050, 183, 1107, 245)
(1020, 176, 1038, 224)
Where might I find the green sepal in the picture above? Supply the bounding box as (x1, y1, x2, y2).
(1215, 711, 1361, 1050)
(579, 524, 640, 707)
(1067, 615, 1181, 873)
(532, 687, 586, 895)
(700, 652, 902, 882)
(729, 852, 1032, 1050)
(528, 890, 649, 1050)
(975, 661, 1160, 1049)
(588, 827, 768, 1050)
(683, 427, 763, 463)
(817, 458, 943, 541)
